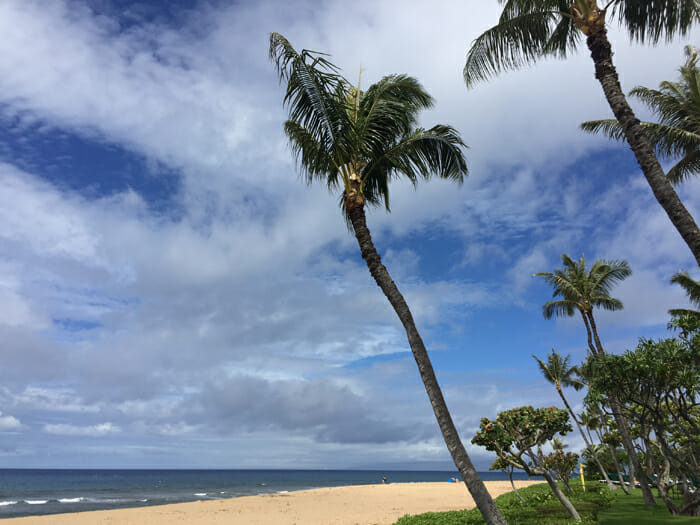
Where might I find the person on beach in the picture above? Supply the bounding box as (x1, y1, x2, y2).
(382, 476, 387, 484)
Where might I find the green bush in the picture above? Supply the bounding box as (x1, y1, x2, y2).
(393, 480, 615, 525)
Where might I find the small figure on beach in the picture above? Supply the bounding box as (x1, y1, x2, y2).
(382, 475, 387, 484)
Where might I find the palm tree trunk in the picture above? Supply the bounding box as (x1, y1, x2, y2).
(585, 26, 700, 266)
(556, 384, 617, 491)
(580, 311, 597, 355)
(586, 311, 656, 505)
(346, 203, 507, 525)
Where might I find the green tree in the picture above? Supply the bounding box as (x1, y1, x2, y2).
(534, 254, 656, 505)
(587, 330, 700, 515)
(489, 456, 526, 503)
(464, 0, 700, 266)
(270, 33, 506, 525)
(533, 349, 618, 491)
(582, 46, 700, 185)
(473, 406, 582, 520)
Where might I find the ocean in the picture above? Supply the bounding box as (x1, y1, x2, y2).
(0, 469, 534, 518)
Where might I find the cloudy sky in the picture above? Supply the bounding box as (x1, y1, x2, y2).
(0, 0, 698, 471)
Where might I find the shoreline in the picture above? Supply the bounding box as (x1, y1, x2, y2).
(5, 480, 542, 524)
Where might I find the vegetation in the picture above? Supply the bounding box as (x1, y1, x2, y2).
(472, 405, 581, 519)
(464, 0, 700, 266)
(582, 46, 700, 186)
(393, 480, 615, 525)
(269, 33, 506, 525)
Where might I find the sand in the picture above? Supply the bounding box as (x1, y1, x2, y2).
(6, 480, 541, 525)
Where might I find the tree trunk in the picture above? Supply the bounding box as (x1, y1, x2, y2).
(346, 203, 507, 525)
(556, 384, 617, 491)
(585, 26, 700, 266)
(580, 310, 597, 355)
(509, 470, 526, 503)
(587, 311, 656, 505)
(608, 443, 630, 495)
(609, 397, 657, 506)
(542, 470, 582, 521)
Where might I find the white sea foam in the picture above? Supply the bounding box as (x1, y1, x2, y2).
(276, 490, 289, 494)
(0, 501, 17, 506)
(58, 497, 85, 503)
(194, 493, 207, 497)
(25, 500, 48, 505)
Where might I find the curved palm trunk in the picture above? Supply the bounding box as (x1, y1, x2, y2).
(585, 25, 700, 266)
(346, 203, 507, 525)
(608, 443, 631, 495)
(580, 311, 597, 355)
(586, 311, 656, 505)
(556, 383, 616, 491)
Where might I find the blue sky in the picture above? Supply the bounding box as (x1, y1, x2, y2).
(0, 0, 698, 470)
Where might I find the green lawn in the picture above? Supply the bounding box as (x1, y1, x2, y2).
(598, 489, 698, 524)
(393, 480, 698, 525)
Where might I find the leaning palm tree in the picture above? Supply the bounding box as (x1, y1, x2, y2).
(669, 271, 700, 319)
(464, 1, 700, 267)
(534, 254, 631, 356)
(534, 254, 656, 505)
(270, 33, 506, 525)
(533, 349, 618, 491)
(582, 45, 700, 185)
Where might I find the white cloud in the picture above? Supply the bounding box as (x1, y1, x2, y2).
(44, 422, 120, 436)
(0, 412, 22, 431)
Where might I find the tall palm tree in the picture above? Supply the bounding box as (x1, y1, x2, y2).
(534, 253, 656, 505)
(533, 349, 618, 490)
(670, 271, 700, 319)
(464, 1, 700, 267)
(534, 254, 631, 356)
(270, 33, 506, 525)
(582, 45, 700, 185)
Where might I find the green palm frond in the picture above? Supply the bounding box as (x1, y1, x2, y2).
(671, 271, 700, 305)
(582, 44, 700, 184)
(542, 299, 577, 319)
(610, 0, 700, 44)
(464, 9, 566, 86)
(271, 33, 467, 218)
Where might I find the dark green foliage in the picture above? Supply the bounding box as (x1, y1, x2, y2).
(544, 450, 580, 490)
(393, 480, 615, 525)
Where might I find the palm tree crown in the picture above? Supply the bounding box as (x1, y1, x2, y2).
(582, 45, 700, 185)
(270, 33, 467, 216)
(464, 0, 699, 87)
(534, 254, 631, 319)
(533, 349, 584, 392)
(669, 270, 700, 319)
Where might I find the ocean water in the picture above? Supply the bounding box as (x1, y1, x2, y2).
(0, 469, 534, 518)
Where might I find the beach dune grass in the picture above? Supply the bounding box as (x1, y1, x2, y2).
(393, 480, 615, 525)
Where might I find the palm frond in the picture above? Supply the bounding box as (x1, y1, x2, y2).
(464, 10, 566, 87)
(670, 271, 700, 306)
(542, 299, 577, 319)
(667, 149, 700, 184)
(580, 118, 626, 141)
(611, 0, 700, 44)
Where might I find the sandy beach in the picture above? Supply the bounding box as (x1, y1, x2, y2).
(6, 480, 541, 525)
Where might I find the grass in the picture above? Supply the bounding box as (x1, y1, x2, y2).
(598, 488, 699, 524)
(393, 480, 698, 524)
(393, 480, 615, 525)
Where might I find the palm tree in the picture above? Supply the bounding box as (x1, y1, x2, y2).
(534, 253, 656, 505)
(669, 271, 700, 319)
(464, 1, 700, 267)
(270, 33, 506, 525)
(533, 254, 631, 356)
(582, 45, 700, 185)
(533, 349, 618, 490)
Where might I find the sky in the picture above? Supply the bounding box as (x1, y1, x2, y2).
(0, 0, 698, 471)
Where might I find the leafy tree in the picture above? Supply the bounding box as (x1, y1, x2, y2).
(582, 46, 700, 185)
(464, 0, 700, 266)
(534, 254, 656, 505)
(270, 33, 505, 525)
(586, 329, 700, 515)
(472, 406, 582, 520)
(544, 449, 580, 493)
(533, 349, 617, 490)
